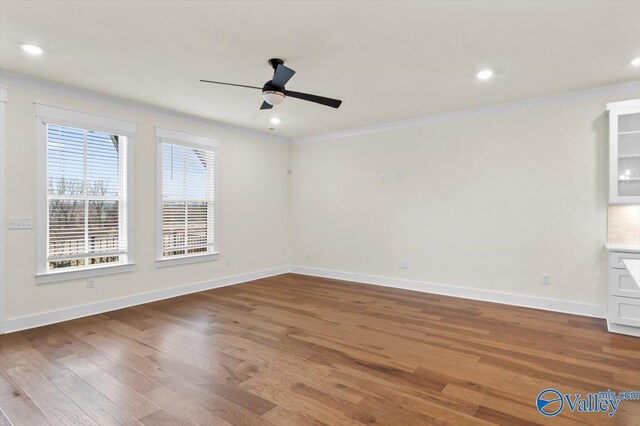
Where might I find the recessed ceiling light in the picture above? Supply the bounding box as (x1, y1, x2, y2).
(21, 43, 43, 55)
(476, 69, 493, 80)
(270, 117, 281, 125)
(632, 57, 640, 67)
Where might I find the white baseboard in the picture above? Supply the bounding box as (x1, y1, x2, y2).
(290, 266, 606, 318)
(3, 264, 607, 334)
(2, 265, 289, 334)
(606, 321, 640, 337)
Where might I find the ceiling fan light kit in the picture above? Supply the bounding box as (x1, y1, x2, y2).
(201, 58, 342, 110)
(262, 90, 285, 106)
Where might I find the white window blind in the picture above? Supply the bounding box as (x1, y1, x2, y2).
(46, 123, 128, 270)
(161, 142, 216, 258)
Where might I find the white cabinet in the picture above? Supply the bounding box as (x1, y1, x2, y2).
(606, 247, 640, 337)
(608, 295, 640, 329)
(607, 100, 640, 204)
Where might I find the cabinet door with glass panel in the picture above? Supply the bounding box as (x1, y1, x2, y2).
(608, 100, 640, 204)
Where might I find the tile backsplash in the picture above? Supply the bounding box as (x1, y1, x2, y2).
(608, 205, 640, 245)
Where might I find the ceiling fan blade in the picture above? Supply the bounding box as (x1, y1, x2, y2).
(271, 64, 296, 88)
(285, 91, 342, 108)
(260, 101, 273, 110)
(200, 80, 262, 90)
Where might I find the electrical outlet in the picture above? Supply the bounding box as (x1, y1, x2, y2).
(87, 278, 95, 289)
(401, 260, 408, 270)
(542, 274, 551, 285)
(379, 173, 385, 181)
(225, 257, 231, 267)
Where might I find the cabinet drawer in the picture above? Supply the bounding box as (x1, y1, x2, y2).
(608, 268, 640, 298)
(609, 251, 640, 269)
(608, 296, 640, 328)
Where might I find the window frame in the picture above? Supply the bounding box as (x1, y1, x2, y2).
(36, 104, 136, 284)
(155, 127, 220, 267)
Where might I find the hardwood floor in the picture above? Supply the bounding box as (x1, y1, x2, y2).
(1, 273, 639, 425)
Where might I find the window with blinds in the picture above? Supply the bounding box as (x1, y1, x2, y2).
(46, 123, 128, 270)
(160, 142, 216, 258)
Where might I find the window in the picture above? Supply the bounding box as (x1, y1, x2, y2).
(37, 105, 135, 283)
(156, 128, 219, 266)
(46, 124, 126, 269)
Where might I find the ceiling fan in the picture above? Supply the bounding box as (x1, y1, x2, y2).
(200, 58, 342, 110)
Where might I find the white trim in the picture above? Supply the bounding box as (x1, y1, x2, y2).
(36, 117, 46, 279)
(36, 110, 136, 280)
(156, 129, 219, 264)
(155, 252, 220, 268)
(605, 244, 640, 253)
(0, 88, 7, 333)
(290, 266, 606, 318)
(607, 321, 640, 337)
(3, 265, 289, 334)
(5, 71, 640, 146)
(156, 126, 220, 148)
(126, 135, 136, 266)
(607, 99, 640, 110)
(293, 81, 640, 144)
(1, 71, 289, 144)
(36, 103, 137, 136)
(36, 263, 136, 284)
(156, 136, 163, 261)
(1, 263, 614, 333)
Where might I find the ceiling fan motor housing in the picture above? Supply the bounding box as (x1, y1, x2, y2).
(262, 81, 286, 105)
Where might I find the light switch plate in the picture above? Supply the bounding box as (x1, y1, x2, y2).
(8, 217, 33, 229)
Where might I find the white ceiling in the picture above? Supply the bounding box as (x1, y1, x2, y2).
(1, 1, 639, 139)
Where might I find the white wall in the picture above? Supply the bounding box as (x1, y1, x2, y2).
(0, 82, 290, 326)
(291, 89, 640, 309)
(1, 77, 638, 331)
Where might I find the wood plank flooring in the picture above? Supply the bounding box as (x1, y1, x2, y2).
(1, 273, 639, 425)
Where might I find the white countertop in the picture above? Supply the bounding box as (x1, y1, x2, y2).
(605, 244, 640, 253)
(623, 259, 640, 290)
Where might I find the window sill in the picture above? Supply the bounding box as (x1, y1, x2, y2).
(155, 252, 219, 268)
(36, 262, 136, 284)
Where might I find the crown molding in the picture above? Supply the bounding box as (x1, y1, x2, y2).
(0, 71, 290, 144)
(4, 70, 639, 146)
(293, 80, 640, 144)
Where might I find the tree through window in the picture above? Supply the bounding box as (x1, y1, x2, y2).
(46, 124, 128, 270)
